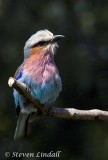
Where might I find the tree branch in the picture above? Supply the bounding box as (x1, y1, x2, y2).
(8, 77, 43, 112)
(8, 77, 108, 120)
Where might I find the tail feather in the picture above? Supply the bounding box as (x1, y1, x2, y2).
(14, 113, 29, 140)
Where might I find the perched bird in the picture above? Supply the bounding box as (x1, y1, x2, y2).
(13, 29, 64, 140)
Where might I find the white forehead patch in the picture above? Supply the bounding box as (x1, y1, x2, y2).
(25, 29, 53, 48)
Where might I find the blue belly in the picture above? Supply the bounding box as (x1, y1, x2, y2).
(23, 74, 62, 105)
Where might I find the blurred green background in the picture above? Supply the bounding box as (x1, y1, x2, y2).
(1, 0, 108, 159)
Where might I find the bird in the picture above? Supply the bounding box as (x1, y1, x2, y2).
(13, 29, 64, 140)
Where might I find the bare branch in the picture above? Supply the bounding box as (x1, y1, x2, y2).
(8, 77, 43, 112)
(49, 107, 108, 120)
(8, 77, 108, 120)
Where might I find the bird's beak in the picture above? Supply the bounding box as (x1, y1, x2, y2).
(51, 35, 65, 43)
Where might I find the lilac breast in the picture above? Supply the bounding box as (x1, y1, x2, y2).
(20, 53, 62, 105)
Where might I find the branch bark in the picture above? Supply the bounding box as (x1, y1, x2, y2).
(8, 77, 108, 120)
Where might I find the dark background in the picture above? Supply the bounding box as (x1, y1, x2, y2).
(1, 0, 108, 159)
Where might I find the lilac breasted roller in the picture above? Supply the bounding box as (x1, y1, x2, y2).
(13, 29, 64, 140)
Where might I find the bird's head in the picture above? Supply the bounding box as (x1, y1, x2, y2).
(24, 29, 64, 58)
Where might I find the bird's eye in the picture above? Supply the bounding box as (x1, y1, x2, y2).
(32, 41, 50, 48)
(38, 41, 47, 46)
